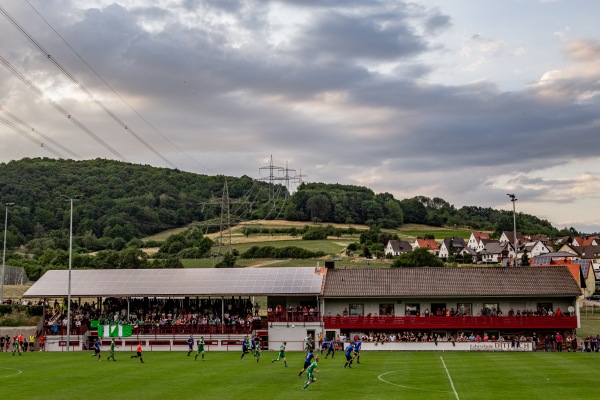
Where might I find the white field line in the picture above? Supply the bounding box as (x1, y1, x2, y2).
(440, 356, 460, 400)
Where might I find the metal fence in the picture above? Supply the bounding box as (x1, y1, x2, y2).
(1, 265, 30, 285)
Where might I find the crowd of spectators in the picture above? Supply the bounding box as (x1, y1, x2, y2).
(42, 297, 260, 335)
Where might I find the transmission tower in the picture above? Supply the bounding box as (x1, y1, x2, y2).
(258, 155, 284, 200)
(197, 178, 250, 256)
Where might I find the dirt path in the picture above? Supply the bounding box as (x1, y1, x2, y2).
(246, 259, 289, 268)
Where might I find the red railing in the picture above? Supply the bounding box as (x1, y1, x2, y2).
(133, 324, 254, 336)
(323, 315, 578, 330)
(267, 311, 321, 323)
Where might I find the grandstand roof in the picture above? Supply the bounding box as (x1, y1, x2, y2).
(323, 266, 581, 298)
(23, 267, 327, 298)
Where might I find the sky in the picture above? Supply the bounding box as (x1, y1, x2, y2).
(1, 0, 599, 233)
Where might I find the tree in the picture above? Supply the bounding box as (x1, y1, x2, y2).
(391, 248, 444, 268)
(521, 250, 530, 267)
(215, 252, 237, 268)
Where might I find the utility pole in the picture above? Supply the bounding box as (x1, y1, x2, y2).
(507, 194, 518, 266)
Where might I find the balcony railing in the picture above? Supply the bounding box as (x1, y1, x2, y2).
(323, 315, 578, 331)
(268, 311, 321, 323)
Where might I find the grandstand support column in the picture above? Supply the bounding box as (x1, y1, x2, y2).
(221, 297, 225, 331)
(127, 298, 130, 321)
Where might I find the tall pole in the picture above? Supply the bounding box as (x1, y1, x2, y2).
(508, 194, 518, 266)
(62, 195, 80, 351)
(1, 202, 15, 304)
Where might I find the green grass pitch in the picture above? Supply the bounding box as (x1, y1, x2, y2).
(2, 349, 599, 400)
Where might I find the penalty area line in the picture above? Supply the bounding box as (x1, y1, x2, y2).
(440, 356, 460, 400)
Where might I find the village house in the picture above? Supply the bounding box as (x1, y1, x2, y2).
(384, 239, 413, 257)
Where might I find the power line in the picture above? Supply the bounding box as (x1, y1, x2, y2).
(0, 55, 127, 161)
(0, 105, 81, 159)
(0, 4, 177, 169)
(0, 115, 65, 158)
(22, 0, 215, 174)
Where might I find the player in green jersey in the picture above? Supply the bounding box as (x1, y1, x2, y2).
(195, 336, 205, 361)
(271, 341, 287, 367)
(254, 341, 261, 363)
(106, 338, 117, 361)
(302, 354, 319, 391)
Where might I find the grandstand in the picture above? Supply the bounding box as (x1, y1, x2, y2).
(22, 265, 582, 352)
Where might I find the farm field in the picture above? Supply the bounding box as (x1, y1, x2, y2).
(1, 350, 599, 400)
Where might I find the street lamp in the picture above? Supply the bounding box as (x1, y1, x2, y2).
(1, 202, 15, 304)
(62, 194, 81, 351)
(507, 194, 518, 267)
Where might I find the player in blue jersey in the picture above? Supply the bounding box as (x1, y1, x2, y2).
(325, 337, 336, 359)
(320, 337, 328, 355)
(187, 335, 194, 356)
(343, 343, 354, 368)
(91, 338, 101, 361)
(297, 349, 315, 376)
(353, 339, 362, 364)
(241, 336, 250, 359)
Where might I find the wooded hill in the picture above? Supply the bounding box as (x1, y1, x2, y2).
(0, 157, 575, 255)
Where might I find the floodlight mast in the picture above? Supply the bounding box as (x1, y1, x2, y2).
(1, 202, 15, 304)
(507, 194, 518, 266)
(62, 194, 81, 351)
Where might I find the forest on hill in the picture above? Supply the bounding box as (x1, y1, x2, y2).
(0, 158, 577, 280)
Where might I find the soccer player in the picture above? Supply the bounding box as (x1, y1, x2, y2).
(39, 335, 45, 352)
(320, 337, 328, 355)
(254, 340, 261, 363)
(187, 335, 194, 356)
(106, 338, 117, 361)
(302, 354, 319, 391)
(304, 335, 313, 352)
(298, 349, 314, 376)
(353, 338, 362, 364)
(344, 343, 355, 368)
(271, 341, 287, 367)
(130, 342, 144, 363)
(241, 336, 250, 359)
(92, 338, 101, 361)
(325, 337, 335, 359)
(12, 336, 22, 356)
(195, 336, 205, 361)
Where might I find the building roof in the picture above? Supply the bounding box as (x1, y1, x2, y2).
(22, 267, 327, 298)
(414, 239, 439, 250)
(387, 240, 412, 253)
(471, 231, 490, 242)
(322, 267, 581, 297)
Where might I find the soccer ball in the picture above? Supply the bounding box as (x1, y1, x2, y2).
(291, 325, 295, 328)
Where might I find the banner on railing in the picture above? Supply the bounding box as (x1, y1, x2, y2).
(98, 324, 133, 338)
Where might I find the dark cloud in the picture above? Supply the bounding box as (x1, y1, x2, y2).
(294, 11, 429, 61)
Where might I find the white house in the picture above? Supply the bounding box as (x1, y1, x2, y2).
(467, 231, 490, 250)
(384, 240, 413, 257)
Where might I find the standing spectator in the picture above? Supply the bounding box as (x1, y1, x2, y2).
(29, 334, 35, 352)
(0, 335, 4, 352)
(39, 335, 45, 351)
(555, 332, 563, 352)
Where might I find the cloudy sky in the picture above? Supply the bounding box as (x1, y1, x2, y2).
(1, 0, 599, 232)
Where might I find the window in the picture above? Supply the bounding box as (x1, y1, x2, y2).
(456, 303, 472, 316)
(379, 303, 395, 316)
(537, 303, 552, 315)
(349, 304, 364, 316)
(483, 303, 499, 316)
(405, 304, 420, 316)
